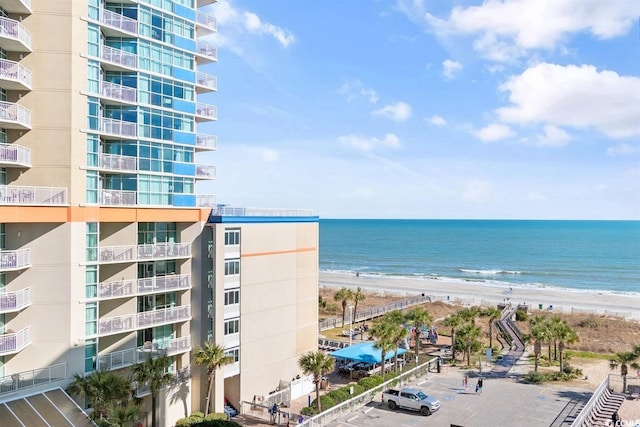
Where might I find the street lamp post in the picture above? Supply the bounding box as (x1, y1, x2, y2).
(348, 305, 354, 347)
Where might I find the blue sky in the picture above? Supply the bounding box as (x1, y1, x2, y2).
(197, 0, 640, 220)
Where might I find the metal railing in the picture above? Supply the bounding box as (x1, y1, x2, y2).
(97, 305, 191, 337)
(100, 189, 137, 206)
(196, 194, 216, 207)
(100, 80, 137, 104)
(195, 102, 217, 120)
(0, 58, 31, 88)
(101, 45, 137, 69)
(196, 40, 217, 61)
(99, 117, 137, 137)
(97, 274, 190, 299)
(0, 326, 30, 356)
(196, 72, 217, 91)
(0, 185, 67, 205)
(196, 133, 217, 150)
(0, 363, 66, 397)
(195, 164, 216, 179)
(101, 8, 137, 34)
(98, 242, 191, 263)
(97, 336, 191, 371)
(0, 16, 31, 50)
(570, 375, 609, 427)
(0, 143, 31, 166)
(0, 287, 30, 313)
(210, 207, 316, 217)
(0, 101, 31, 128)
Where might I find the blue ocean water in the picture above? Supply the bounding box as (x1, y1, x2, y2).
(319, 219, 640, 294)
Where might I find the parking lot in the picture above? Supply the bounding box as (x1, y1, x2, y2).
(326, 366, 591, 427)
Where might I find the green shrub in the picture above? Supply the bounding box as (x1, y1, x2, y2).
(351, 384, 365, 396)
(191, 412, 205, 419)
(204, 413, 231, 421)
(310, 394, 336, 412)
(515, 310, 528, 322)
(357, 377, 378, 390)
(175, 420, 191, 427)
(578, 318, 599, 329)
(327, 388, 350, 404)
(192, 420, 242, 427)
(301, 406, 316, 416)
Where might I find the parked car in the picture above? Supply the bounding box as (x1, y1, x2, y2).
(381, 387, 440, 416)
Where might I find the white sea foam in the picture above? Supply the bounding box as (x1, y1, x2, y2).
(459, 268, 523, 275)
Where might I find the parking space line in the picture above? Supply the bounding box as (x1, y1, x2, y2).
(363, 407, 374, 414)
(417, 379, 427, 386)
(347, 415, 359, 422)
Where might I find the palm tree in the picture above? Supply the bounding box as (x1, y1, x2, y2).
(482, 307, 502, 349)
(131, 355, 174, 427)
(194, 342, 234, 416)
(67, 369, 132, 421)
(457, 323, 482, 366)
(553, 320, 579, 373)
(441, 314, 462, 362)
(334, 287, 354, 327)
(369, 319, 395, 376)
(405, 307, 432, 364)
(610, 351, 639, 394)
(381, 310, 408, 373)
(352, 287, 366, 324)
(298, 351, 335, 413)
(106, 401, 140, 427)
(457, 307, 481, 326)
(525, 316, 549, 372)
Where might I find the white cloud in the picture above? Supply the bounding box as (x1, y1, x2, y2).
(607, 143, 640, 156)
(462, 179, 494, 203)
(442, 59, 463, 79)
(338, 133, 401, 153)
(337, 80, 379, 104)
(534, 125, 572, 147)
(413, 0, 640, 61)
(243, 11, 295, 47)
(372, 101, 412, 122)
(497, 63, 640, 138)
(426, 115, 447, 126)
(474, 123, 515, 142)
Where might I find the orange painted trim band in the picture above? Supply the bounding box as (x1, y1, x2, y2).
(241, 247, 317, 258)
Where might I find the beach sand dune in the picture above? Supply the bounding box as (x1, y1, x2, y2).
(320, 271, 640, 321)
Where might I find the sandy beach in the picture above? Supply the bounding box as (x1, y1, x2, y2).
(320, 271, 640, 321)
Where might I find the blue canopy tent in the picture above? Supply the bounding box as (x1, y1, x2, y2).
(329, 342, 406, 364)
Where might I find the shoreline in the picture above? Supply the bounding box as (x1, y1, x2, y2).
(320, 271, 640, 321)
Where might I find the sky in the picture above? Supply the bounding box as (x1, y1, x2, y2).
(196, 0, 640, 220)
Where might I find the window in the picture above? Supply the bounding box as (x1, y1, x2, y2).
(224, 260, 240, 276)
(224, 289, 239, 306)
(224, 348, 240, 363)
(224, 319, 239, 335)
(86, 266, 98, 299)
(225, 230, 240, 246)
(86, 223, 98, 262)
(85, 302, 97, 336)
(85, 338, 97, 373)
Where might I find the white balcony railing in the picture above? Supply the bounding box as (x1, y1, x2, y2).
(99, 153, 137, 172)
(195, 40, 217, 62)
(100, 189, 137, 206)
(196, 133, 217, 150)
(99, 243, 191, 264)
(196, 11, 217, 32)
(0, 16, 32, 51)
(97, 306, 191, 337)
(101, 45, 137, 69)
(195, 102, 217, 120)
(101, 8, 137, 34)
(0, 326, 30, 356)
(210, 207, 316, 217)
(100, 80, 137, 104)
(97, 336, 192, 371)
(0, 363, 66, 397)
(100, 117, 137, 138)
(0, 143, 31, 167)
(196, 71, 217, 91)
(0, 101, 31, 129)
(0, 58, 31, 89)
(97, 274, 191, 299)
(195, 164, 216, 179)
(196, 194, 216, 207)
(0, 185, 67, 205)
(0, 288, 30, 313)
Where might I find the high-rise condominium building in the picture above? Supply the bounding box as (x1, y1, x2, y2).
(0, 1, 319, 425)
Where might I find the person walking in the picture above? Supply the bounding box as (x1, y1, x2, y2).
(476, 377, 483, 394)
(463, 374, 469, 390)
(270, 403, 278, 424)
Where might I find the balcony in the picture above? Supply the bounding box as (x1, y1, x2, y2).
(100, 189, 137, 206)
(196, 11, 217, 35)
(196, 194, 216, 207)
(195, 102, 217, 122)
(195, 40, 217, 63)
(0, 185, 67, 205)
(195, 164, 216, 180)
(0, 249, 31, 272)
(97, 273, 191, 299)
(195, 71, 217, 93)
(98, 242, 191, 264)
(0, 16, 31, 52)
(0, 143, 31, 168)
(99, 81, 137, 105)
(0, 0, 32, 15)
(0, 326, 30, 356)
(97, 305, 191, 337)
(0, 101, 31, 130)
(0, 58, 31, 90)
(100, 8, 137, 37)
(196, 133, 217, 151)
(0, 287, 30, 313)
(0, 363, 66, 398)
(99, 153, 137, 172)
(99, 117, 137, 138)
(210, 206, 316, 217)
(97, 336, 192, 371)
(100, 45, 137, 71)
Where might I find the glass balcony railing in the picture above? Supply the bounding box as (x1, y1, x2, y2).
(195, 102, 217, 121)
(0, 143, 31, 167)
(210, 207, 316, 217)
(97, 273, 191, 299)
(195, 164, 216, 180)
(101, 8, 137, 34)
(195, 40, 217, 62)
(196, 11, 217, 33)
(196, 71, 217, 92)
(100, 80, 137, 104)
(196, 133, 217, 151)
(0, 287, 30, 313)
(99, 117, 137, 138)
(0, 101, 31, 129)
(0, 326, 30, 356)
(97, 305, 191, 337)
(97, 336, 191, 371)
(98, 242, 191, 264)
(101, 45, 137, 69)
(100, 189, 137, 206)
(196, 194, 217, 207)
(0, 16, 31, 52)
(0, 58, 31, 90)
(98, 153, 137, 172)
(0, 185, 67, 205)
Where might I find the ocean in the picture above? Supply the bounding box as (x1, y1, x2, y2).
(319, 219, 640, 294)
